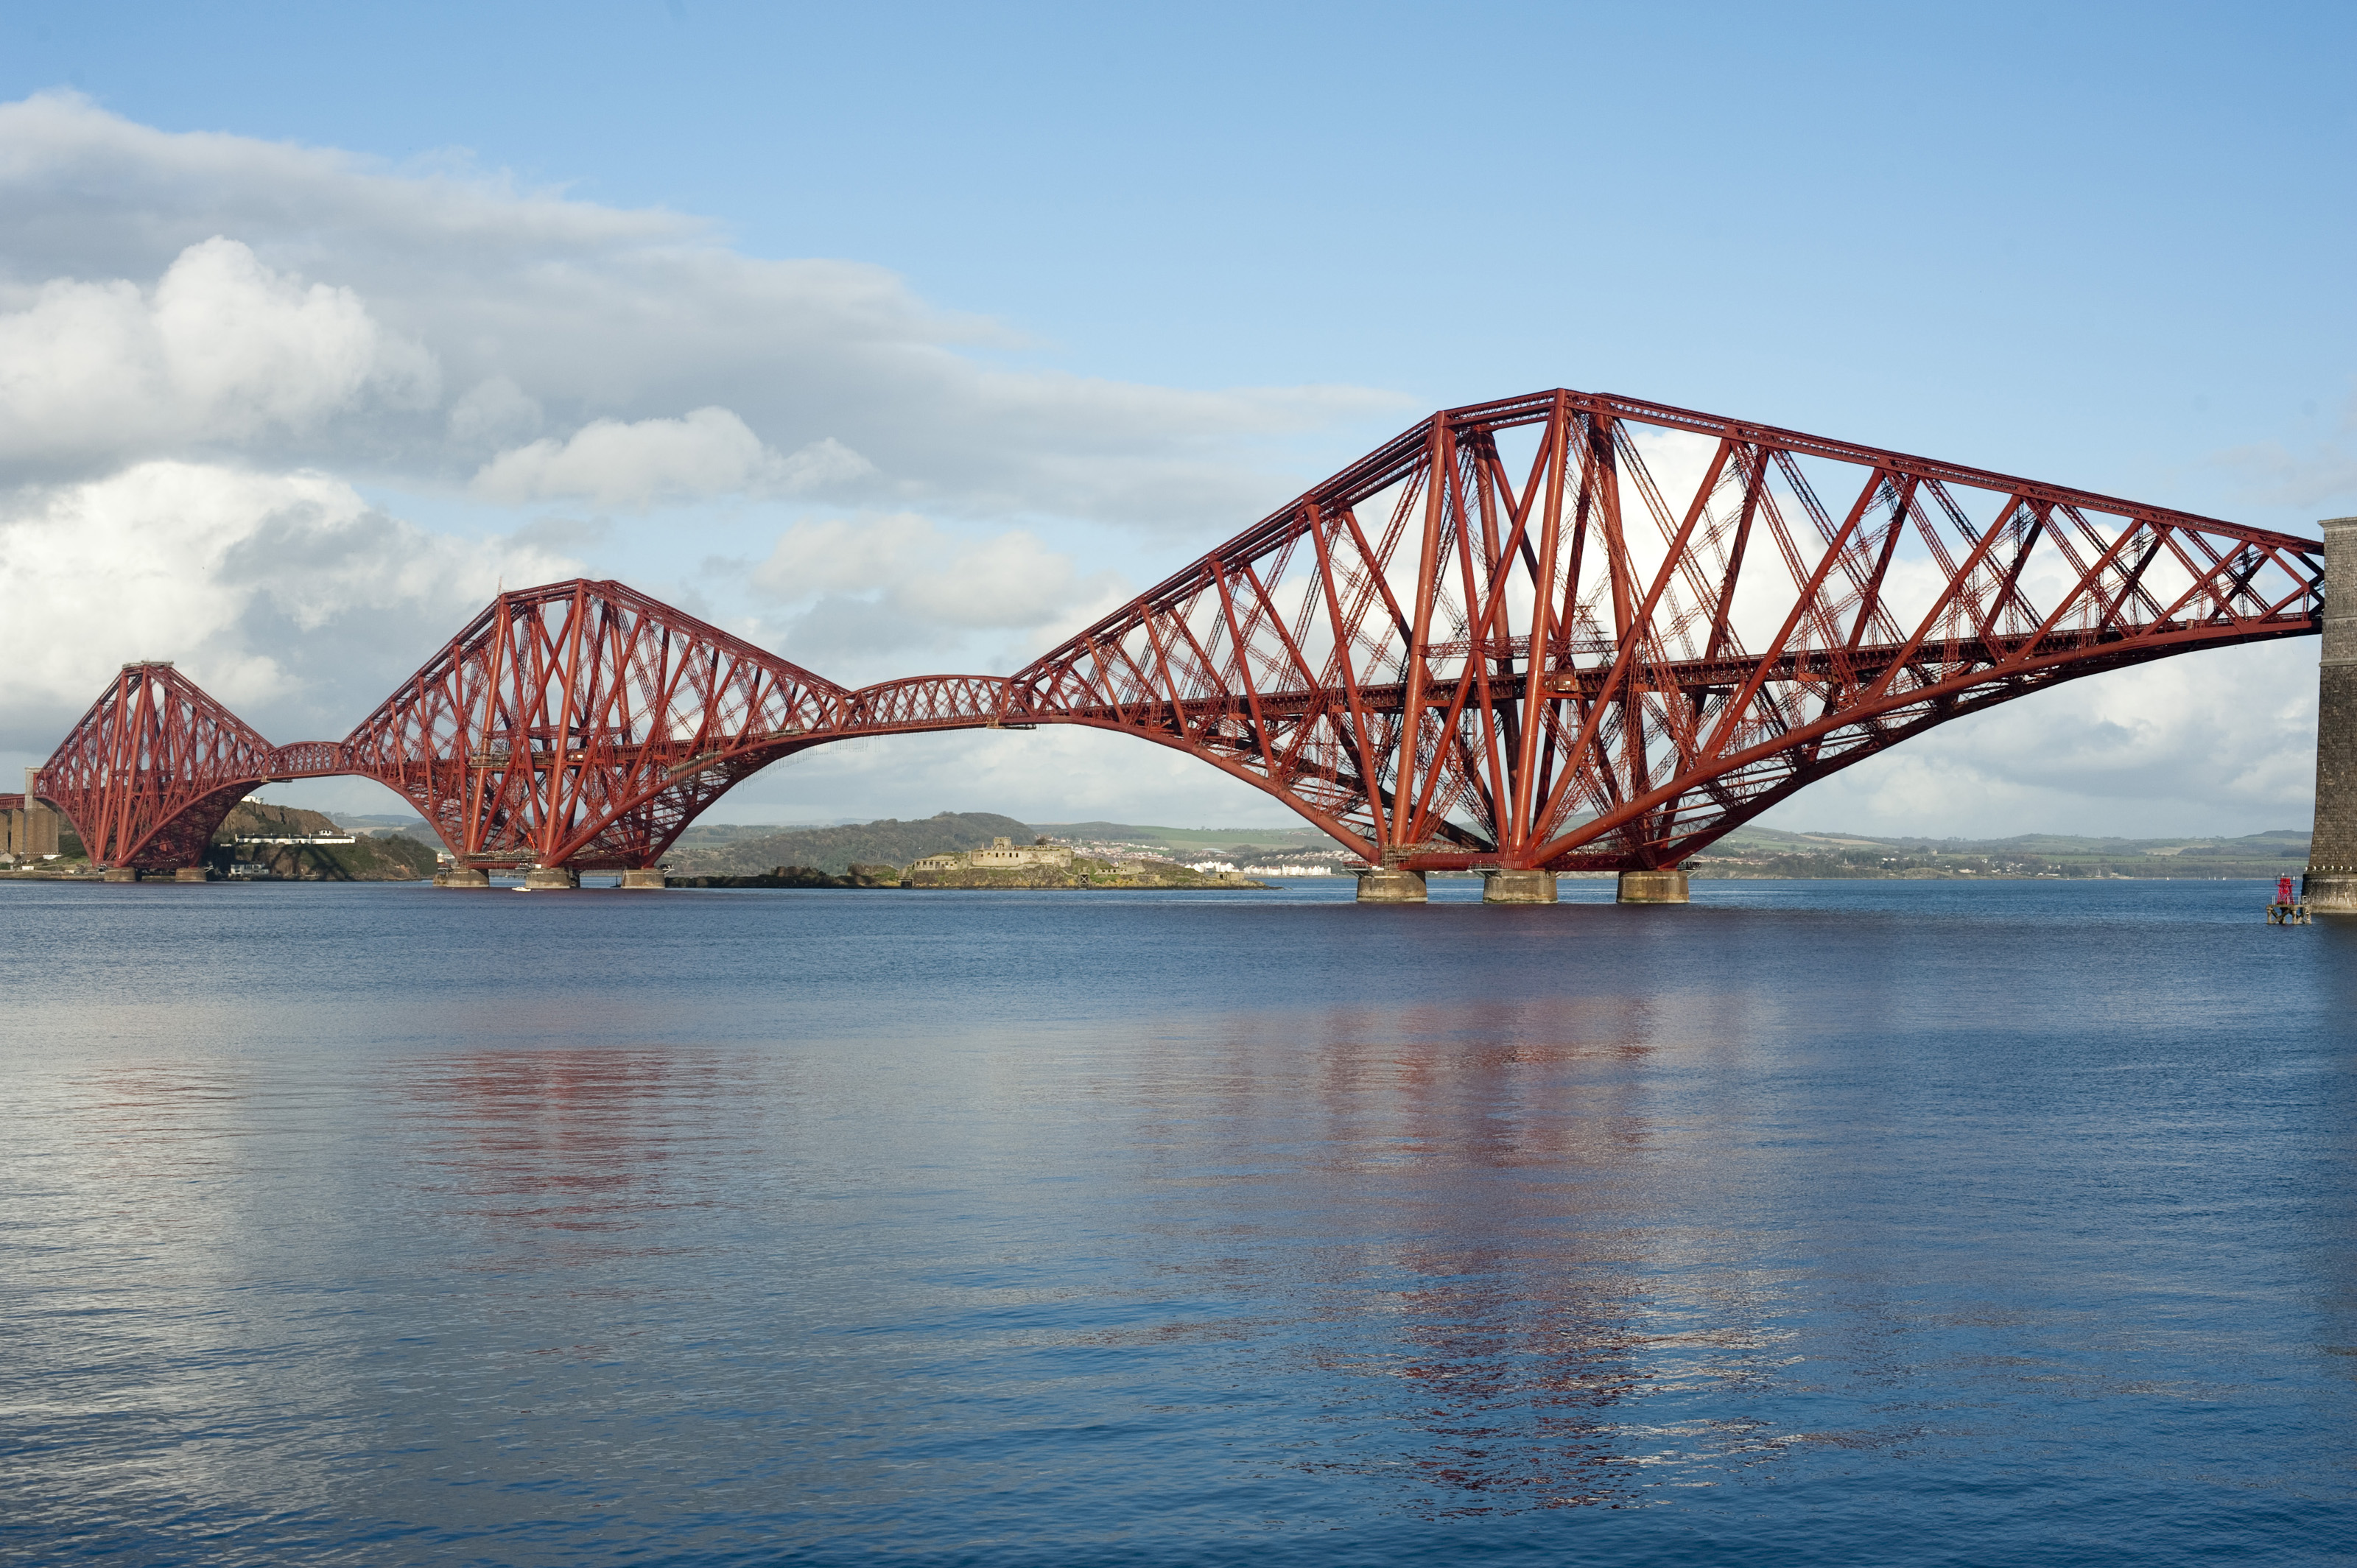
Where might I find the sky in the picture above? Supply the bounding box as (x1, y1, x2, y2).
(1, 0, 2351, 835)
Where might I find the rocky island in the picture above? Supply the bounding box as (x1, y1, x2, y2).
(214, 803, 440, 881)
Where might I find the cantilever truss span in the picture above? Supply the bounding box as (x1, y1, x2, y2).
(32, 389, 2323, 873)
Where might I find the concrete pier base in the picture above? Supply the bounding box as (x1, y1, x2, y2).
(173, 867, 208, 883)
(1355, 868, 1427, 903)
(2308, 517, 2357, 915)
(1482, 868, 1558, 904)
(621, 868, 667, 890)
(2302, 870, 2357, 915)
(1617, 868, 1689, 904)
(435, 867, 493, 889)
(522, 865, 580, 891)
(102, 866, 138, 883)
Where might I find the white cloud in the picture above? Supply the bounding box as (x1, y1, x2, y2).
(470, 407, 871, 508)
(0, 91, 1406, 524)
(749, 513, 1129, 669)
(774, 436, 876, 494)
(754, 514, 930, 598)
(1761, 639, 2320, 838)
(0, 91, 2317, 838)
(0, 236, 436, 471)
(0, 92, 1402, 807)
(756, 513, 1114, 627)
(446, 376, 543, 446)
(0, 462, 575, 748)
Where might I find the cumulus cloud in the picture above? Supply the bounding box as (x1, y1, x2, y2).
(0, 236, 436, 473)
(1763, 639, 2320, 838)
(0, 90, 1405, 525)
(471, 409, 872, 508)
(0, 90, 1399, 796)
(0, 463, 575, 748)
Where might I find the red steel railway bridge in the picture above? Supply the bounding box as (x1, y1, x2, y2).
(7, 389, 2330, 904)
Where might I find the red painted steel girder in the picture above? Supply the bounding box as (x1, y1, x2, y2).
(33, 389, 2324, 874)
(40, 663, 278, 869)
(998, 390, 2320, 870)
(337, 580, 851, 870)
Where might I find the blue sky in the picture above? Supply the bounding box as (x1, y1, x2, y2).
(0, 1, 2349, 833)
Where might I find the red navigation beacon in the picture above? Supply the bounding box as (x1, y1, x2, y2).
(2270, 874, 2310, 924)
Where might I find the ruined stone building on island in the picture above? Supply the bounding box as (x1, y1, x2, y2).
(905, 837, 1075, 876)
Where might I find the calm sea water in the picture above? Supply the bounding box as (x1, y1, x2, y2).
(2, 875, 2352, 1566)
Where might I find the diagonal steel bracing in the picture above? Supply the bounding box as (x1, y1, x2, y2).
(35, 389, 2322, 873)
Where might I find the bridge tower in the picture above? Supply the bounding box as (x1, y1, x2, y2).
(2306, 517, 2357, 913)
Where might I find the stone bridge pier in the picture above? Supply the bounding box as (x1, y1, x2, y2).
(2305, 516, 2357, 913)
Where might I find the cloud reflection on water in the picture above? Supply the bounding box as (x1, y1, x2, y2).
(4, 879, 2351, 1564)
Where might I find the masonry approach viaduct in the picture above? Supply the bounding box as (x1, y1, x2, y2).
(11, 387, 2345, 906)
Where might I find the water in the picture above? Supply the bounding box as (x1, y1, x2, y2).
(2, 876, 2352, 1565)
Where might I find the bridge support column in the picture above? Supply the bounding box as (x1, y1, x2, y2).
(1617, 868, 1689, 904)
(2305, 515, 2357, 914)
(621, 868, 667, 890)
(102, 867, 138, 882)
(173, 867, 208, 883)
(1355, 868, 1427, 903)
(435, 866, 493, 889)
(1482, 869, 1557, 904)
(522, 865, 580, 891)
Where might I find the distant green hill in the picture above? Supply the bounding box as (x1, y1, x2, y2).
(662, 811, 1035, 876)
(1696, 823, 2310, 879)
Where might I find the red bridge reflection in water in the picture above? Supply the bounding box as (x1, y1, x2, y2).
(24, 389, 2322, 887)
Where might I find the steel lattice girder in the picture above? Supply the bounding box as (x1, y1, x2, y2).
(34, 389, 2323, 873)
(41, 664, 279, 868)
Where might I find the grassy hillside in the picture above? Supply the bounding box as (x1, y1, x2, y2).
(1695, 823, 2310, 879)
(661, 811, 1036, 876)
(668, 820, 843, 847)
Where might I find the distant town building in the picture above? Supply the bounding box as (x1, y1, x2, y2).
(2, 768, 61, 861)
